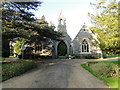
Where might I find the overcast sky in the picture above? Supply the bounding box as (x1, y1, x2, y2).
(33, 0, 98, 40)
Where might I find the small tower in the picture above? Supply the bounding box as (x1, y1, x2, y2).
(57, 11, 67, 33)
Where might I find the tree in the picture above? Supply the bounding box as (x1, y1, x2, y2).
(2, 1, 42, 39)
(14, 38, 25, 56)
(2, 1, 42, 57)
(2, 1, 62, 40)
(1, 1, 63, 57)
(29, 15, 63, 43)
(88, 0, 119, 55)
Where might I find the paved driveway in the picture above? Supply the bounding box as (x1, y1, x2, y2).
(2, 59, 109, 88)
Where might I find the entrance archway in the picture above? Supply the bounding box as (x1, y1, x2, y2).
(57, 41, 67, 56)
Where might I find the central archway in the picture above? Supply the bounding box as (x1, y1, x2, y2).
(57, 41, 67, 56)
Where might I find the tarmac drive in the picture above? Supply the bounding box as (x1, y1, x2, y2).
(2, 59, 109, 88)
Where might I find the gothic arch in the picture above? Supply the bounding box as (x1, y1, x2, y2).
(57, 41, 67, 56)
(55, 40, 69, 58)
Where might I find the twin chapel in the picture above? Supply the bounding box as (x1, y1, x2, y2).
(52, 12, 103, 58)
(24, 12, 103, 59)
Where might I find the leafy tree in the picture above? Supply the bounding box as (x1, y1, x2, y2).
(14, 38, 25, 56)
(88, 0, 119, 55)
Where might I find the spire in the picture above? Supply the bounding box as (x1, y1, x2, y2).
(57, 11, 67, 33)
(58, 11, 65, 20)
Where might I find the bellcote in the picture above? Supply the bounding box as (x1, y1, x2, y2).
(58, 11, 66, 25)
(57, 11, 67, 33)
(81, 23, 88, 32)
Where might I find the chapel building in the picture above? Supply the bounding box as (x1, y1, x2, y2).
(53, 12, 103, 58)
(23, 12, 103, 59)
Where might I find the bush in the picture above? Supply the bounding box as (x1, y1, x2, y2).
(18, 54, 40, 59)
(72, 55, 81, 59)
(72, 55, 98, 59)
(2, 61, 37, 81)
(84, 55, 98, 59)
(19, 53, 52, 59)
(88, 62, 119, 78)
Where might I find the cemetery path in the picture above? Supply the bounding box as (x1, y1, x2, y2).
(2, 59, 111, 88)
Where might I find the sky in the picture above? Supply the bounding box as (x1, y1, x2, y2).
(33, 0, 97, 40)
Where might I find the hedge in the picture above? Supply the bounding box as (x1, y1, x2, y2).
(2, 60, 37, 81)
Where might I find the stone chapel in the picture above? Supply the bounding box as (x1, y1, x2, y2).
(24, 12, 103, 59)
(52, 12, 103, 58)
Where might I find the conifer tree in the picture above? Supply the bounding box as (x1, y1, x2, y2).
(1, 1, 62, 57)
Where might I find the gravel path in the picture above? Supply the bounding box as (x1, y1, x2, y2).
(2, 59, 110, 88)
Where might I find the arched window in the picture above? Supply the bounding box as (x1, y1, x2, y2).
(82, 39, 89, 52)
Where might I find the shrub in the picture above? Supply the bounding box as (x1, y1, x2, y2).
(2, 61, 37, 81)
(72, 55, 98, 59)
(18, 54, 40, 59)
(84, 55, 98, 59)
(72, 55, 81, 59)
(88, 62, 119, 78)
(14, 41, 23, 56)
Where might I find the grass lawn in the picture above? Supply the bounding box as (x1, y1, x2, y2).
(106, 55, 120, 58)
(1, 60, 37, 82)
(58, 56, 68, 58)
(0, 56, 17, 60)
(104, 77, 118, 88)
(81, 60, 119, 88)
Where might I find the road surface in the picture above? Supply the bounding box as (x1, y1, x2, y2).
(2, 59, 109, 88)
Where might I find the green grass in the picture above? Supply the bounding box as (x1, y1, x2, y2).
(58, 56, 68, 58)
(101, 61, 120, 64)
(104, 77, 118, 88)
(9, 56, 16, 58)
(1, 60, 37, 82)
(81, 61, 119, 88)
(81, 64, 103, 79)
(106, 55, 120, 58)
(0, 56, 17, 60)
